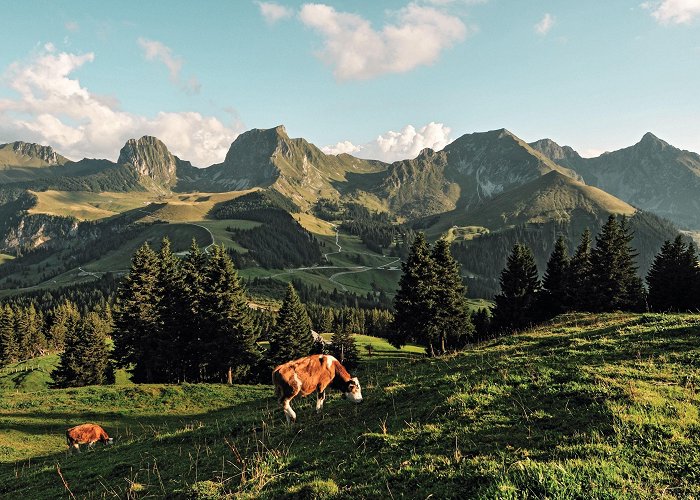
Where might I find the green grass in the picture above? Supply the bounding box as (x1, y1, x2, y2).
(3, 314, 700, 498)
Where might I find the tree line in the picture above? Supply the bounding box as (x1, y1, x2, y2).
(487, 215, 700, 334)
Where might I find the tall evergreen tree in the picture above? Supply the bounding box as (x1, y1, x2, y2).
(590, 215, 645, 312)
(430, 239, 474, 353)
(268, 283, 313, 366)
(51, 312, 114, 388)
(201, 245, 261, 383)
(491, 244, 541, 332)
(46, 300, 80, 352)
(647, 236, 699, 311)
(569, 229, 593, 311)
(330, 321, 359, 369)
(0, 305, 17, 365)
(540, 236, 570, 317)
(181, 239, 208, 381)
(112, 242, 160, 383)
(683, 243, 700, 311)
(391, 233, 436, 351)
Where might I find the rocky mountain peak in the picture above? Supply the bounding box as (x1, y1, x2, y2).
(117, 136, 177, 186)
(529, 138, 582, 162)
(637, 132, 669, 151)
(4, 141, 67, 165)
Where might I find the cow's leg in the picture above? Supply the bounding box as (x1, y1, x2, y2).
(316, 391, 326, 413)
(73, 443, 81, 453)
(283, 399, 297, 424)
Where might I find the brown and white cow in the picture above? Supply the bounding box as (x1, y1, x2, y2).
(272, 354, 363, 423)
(66, 423, 113, 453)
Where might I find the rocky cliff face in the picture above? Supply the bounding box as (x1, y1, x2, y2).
(0, 141, 69, 168)
(529, 138, 582, 164)
(533, 133, 700, 229)
(118, 136, 178, 188)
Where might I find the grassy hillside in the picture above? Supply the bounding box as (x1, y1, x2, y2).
(2, 313, 699, 498)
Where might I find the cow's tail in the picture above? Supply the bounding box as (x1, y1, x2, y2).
(272, 368, 283, 402)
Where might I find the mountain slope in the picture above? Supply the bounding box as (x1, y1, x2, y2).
(198, 125, 388, 206)
(531, 133, 700, 229)
(0, 142, 71, 182)
(374, 129, 582, 218)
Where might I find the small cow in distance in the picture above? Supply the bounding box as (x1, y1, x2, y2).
(66, 423, 113, 453)
(272, 354, 363, 424)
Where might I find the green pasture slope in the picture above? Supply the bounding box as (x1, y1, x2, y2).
(2, 314, 700, 498)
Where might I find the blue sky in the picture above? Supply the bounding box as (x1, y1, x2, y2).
(0, 0, 698, 166)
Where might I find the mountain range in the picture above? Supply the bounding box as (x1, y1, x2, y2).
(0, 125, 696, 298)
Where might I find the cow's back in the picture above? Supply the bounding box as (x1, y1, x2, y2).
(67, 423, 103, 444)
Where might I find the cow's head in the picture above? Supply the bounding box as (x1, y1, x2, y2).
(342, 377, 363, 403)
(101, 435, 114, 445)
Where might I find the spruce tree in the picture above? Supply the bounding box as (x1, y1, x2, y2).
(201, 245, 261, 383)
(182, 239, 208, 381)
(0, 305, 18, 365)
(569, 229, 593, 311)
(491, 244, 541, 332)
(590, 215, 645, 312)
(470, 308, 491, 342)
(430, 239, 474, 353)
(391, 233, 436, 351)
(330, 322, 359, 369)
(112, 242, 160, 383)
(268, 283, 313, 366)
(647, 236, 700, 311)
(683, 243, 700, 311)
(51, 312, 114, 388)
(46, 301, 80, 352)
(540, 236, 570, 317)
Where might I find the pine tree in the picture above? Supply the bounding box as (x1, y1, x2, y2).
(51, 312, 114, 388)
(540, 236, 570, 317)
(683, 243, 700, 311)
(391, 233, 436, 351)
(181, 239, 208, 381)
(430, 239, 474, 353)
(470, 308, 491, 342)
(569, 229, 593, 311)
(268, 283, 313, 366)
(590, 215, 645, 312)
(201, 245, 261, 383)
(112, 242, 160, 383)
(491, 244, 541, 332)
(647, 236, 700, 311)
(46, 301, 80, 352)
(0, 305, 18, 365)
(330, 322, 359, 369)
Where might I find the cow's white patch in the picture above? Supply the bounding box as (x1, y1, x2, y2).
(345, 377, 363, 403)
(293, 372, 302, 391)
(324, 355, 335, 368)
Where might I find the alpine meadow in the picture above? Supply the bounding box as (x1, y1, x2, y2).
(2, 1, 700, 499)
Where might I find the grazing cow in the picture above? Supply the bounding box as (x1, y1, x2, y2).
(66, 423, 113, 453)
(272, 354, 363, 423)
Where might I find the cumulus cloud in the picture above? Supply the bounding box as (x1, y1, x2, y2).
(323, 122, 453, 162)
(138, 37, 201, 94)
(299, 3, 468, 80)
(257, 1, 293, 24)
(0, 47, 241, 166)
(642, 0, 700, 24)
(535, 13, 555, 35)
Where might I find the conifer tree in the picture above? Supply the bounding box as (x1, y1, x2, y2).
(0, 305, 18, 365)
(112, 242, 160, 383)
(330, 322, 359, 369)
(647, 236, 700, 311)
(46, 301, 80, 352)
(590, 215, 645, 311)
(391, 233, 436, 351)
(540, 236, 570, 317)
(201, 245, 261, 383)
(268, 283, 313, 366)
(51, 312, 114, 388)
(491, 244, 541, 332)
(430, 239, 474, 353)
(182, 239, 208, 381)
(470, 308, 491, 342)
(569, 229, 593, 311)
(683, 243, 700, 311)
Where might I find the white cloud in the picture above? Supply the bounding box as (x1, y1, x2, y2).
(322, 140, 361, 155)
(323, 122, 453, 162)
(0, 47, 242, 166)
(642, 0, 700, 24)
(65, 21, 79, 32)
(299, 3, 468, 80)
(138, 37, 201, 95)
(535, 13, 555, 35)
(257, 1, 294, 24)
